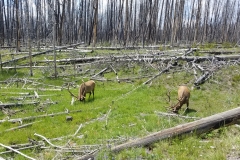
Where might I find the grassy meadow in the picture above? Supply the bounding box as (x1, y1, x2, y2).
(0, 46, 240, 159)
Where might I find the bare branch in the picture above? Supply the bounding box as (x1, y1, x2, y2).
(34, 133, 64, 149)
(0, 143, 36, 160)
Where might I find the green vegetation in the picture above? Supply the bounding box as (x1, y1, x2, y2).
(200, 42, 217, 49)
(222, 42, 234, 48)
(0, 47, 240, 159)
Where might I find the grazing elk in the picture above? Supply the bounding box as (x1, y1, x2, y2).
(68, 80, 95, 102)
(171, 85, 190, 113)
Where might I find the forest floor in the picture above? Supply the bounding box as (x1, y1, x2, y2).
(0, 44, 240, 159)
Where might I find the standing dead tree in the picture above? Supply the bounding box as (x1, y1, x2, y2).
(92, 0, 98, 47)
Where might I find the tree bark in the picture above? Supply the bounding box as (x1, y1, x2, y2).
(25, 0, 33, 76)
(58, 0, 66, 46)
(92, 0, 98, 47)
(0, 0, 4, 46)
(124, 0, 128, 47)
(193, 0, 202, 44)
(15, 0, 21, 52)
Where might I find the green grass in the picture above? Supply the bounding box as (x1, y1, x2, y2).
(199, 42, 218, 49)
(0, 48, 240, 159)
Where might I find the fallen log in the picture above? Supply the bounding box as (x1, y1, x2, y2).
(10, 94, 59, 100)
(109, 65, 120, 82)
(1, 43, 84, 65)
(199, 50, 237, 55)
(143, 65, 172, 85)
(58, 49, 93, 53)
(111, 106, 240, 152)
(0, 144, 43, 155)
(26, 54, 240, 64)
(0, 101, 39, 108)
(34, 133, 64, 149)
(155, 111, 200, 120)
(2, 64, 72, 69)
(194, 71, 211, 86)
(4, 121, 41, 132)
(0, 143, 36, 160)
(0, 109, 82, 123)
(23, 88, 62, 91)
(1, 92, 30, 95)
(91, 67, 109, 78)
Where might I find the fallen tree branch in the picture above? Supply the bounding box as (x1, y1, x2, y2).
(0, 92, 30, 95)
(0, 109, 82, 123)
(91, 67, 109, 78)
(1, 43, 84, 66)
(105, 109, 112, 127)
(0, 101, 39, 108)
(143, 65, 172, 85)
(111, 106, 240, 152)
(109, 65, 120, 82)
(25, 88, 62, 91)
(2, 64, 73, 69)
(194, 71, 212, 86)
(73, 124, 83, 137)
(76, 149, 99, 160)
(0, 143, 36, 160)
(154, 111, 200, 120)
(34, 133, 64, 149)
(0, 144, 43, 155)
(4, 121, 41, 132)
(16, 54, 240, 65)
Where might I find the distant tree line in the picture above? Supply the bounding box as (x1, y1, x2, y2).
(0, 0, 239, 48)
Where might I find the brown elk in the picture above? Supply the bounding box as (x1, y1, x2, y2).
(171, 85, 190, 113)
(68, 80, 95, 102)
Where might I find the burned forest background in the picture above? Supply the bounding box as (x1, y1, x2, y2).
(0, 0, 240, 48)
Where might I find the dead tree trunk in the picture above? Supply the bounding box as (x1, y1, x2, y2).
(111, 107, 240, 152)
(194, 71, 211, 86)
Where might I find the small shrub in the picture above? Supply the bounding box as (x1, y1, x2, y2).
(203, 42, 217, 49)
(159, 45, 171, 51)
(222, 42, 233, 48)
(232, 74, 240, 82)
(193, 50, 200, 56)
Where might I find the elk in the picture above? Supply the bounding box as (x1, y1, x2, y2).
(68, 80, 95, 102)
(171, 85, 190, 113)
